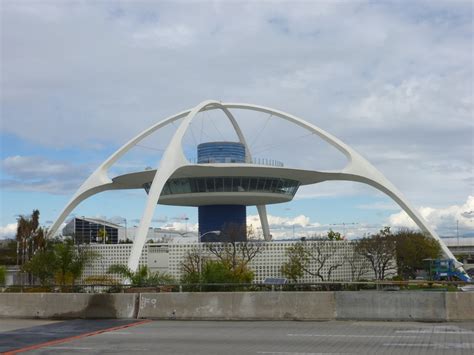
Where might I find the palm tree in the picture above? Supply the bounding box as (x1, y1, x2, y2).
(107, 264, 174, 286)
(15, 210, 46, 267)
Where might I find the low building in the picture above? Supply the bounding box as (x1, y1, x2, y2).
(82, 240, 376, 283)
(63, 217, 120, 244)
(443, 237, 474, 271)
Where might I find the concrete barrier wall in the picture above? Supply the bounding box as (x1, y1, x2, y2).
(0, 293, 138, 319)
(138, 292, 335, 320)
(445, 292, 474, 321)
(0, 292, 472, 321)
(335, 291, 447, 321)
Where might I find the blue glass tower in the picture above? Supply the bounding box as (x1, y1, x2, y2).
(197, 142, 247, 242)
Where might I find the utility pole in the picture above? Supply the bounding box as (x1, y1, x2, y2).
(82, 216, 85, 245)
(457, 219, 459, 247)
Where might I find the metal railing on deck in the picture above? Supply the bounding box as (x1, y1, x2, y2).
(186, 157, 284, 167)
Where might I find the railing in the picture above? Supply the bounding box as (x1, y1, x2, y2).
(186, 157, 284, 167)
(1, 280, 471, 294)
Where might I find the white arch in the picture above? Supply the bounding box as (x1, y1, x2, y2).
(222, 102, 458, 265)
(128, 100, 273, 270)
(47, 99, 463, 276)
(47, 100, 272, 246)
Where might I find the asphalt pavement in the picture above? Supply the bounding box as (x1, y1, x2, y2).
(1, 319, 473, 354)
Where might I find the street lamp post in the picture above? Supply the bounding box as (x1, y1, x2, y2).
(124, 218, 128, 241)
(82, 216, 85, 245)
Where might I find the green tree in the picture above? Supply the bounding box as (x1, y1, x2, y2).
(394, 229, 442, 279)
(180, 250, 254, 286)
(201, 260, 235, 284)
(281, 243, 305, 282)
(54, 240, 95, 285)
(327, 229, 344, 241)
(108, 264, 174, 286)
(23, 238, 97, 286)
(200, 260, 253, 291)
(0, 265, 6, 285)
(22, 248, 56, 285)
(0, 239, 17, 266)
(355, 227, 397, 280)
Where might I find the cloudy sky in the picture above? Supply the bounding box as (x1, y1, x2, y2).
(1, 0, 473, 239)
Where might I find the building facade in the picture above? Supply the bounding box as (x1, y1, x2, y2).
(63, 217, 120, 244)
(82, 240, 376, 283)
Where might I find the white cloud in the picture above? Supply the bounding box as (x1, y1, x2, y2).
(0, 0, 471, 218)
(3, 156, 80, 179)
(161, 221, 198, 233)
(247, 213, 315, 230)
(389, 195, 474, 235)
(357, 202, 399, 211)
(0, 223, 17, 239)
(1, 155, 88, 194)
(132, 24, 195, 49)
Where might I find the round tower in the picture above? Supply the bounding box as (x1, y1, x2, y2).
(197, 142, 247, 242)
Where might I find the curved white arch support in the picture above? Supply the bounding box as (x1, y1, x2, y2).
(47, 109, 192, 239)
(47, 182, 116, 238)
(49, 99, 462, 278)
(257, 205, 271, 241)
(127, 100, 248, 270)
(222, 102, 463, 272)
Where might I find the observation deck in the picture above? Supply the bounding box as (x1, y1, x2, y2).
(111, 161, 330, 207)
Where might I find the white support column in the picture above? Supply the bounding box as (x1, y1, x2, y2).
(127, 100, 224, 271)
(257, 205, 271, 241)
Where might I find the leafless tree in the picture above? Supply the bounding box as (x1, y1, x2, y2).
(205, 223, 264, 271)
(346, 247, 371, 281)
(283, 241, 344, 282)
(355, 227, 397, 280)
(180, 248, 203, 276)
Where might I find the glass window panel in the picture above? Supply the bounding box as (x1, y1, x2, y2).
(249, 178, 258, 191)
(267, 179, 275, 192)
(224, 178, 233, 192)
(206, 178, 215, 192)
(182, 179, 191, 193)
(241, 178, 250, 191)
(257, 178, 266, 191)
(276, 179, 284, 193)
(215, 177, 224, 192)
(175, 179, 182, 193)
(233, 177, 242, 192)
(189, 178, 198, 193)
(168, 180, 177, 193)
(197, 178, 206, 192)
(162, 183, 171, 195)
